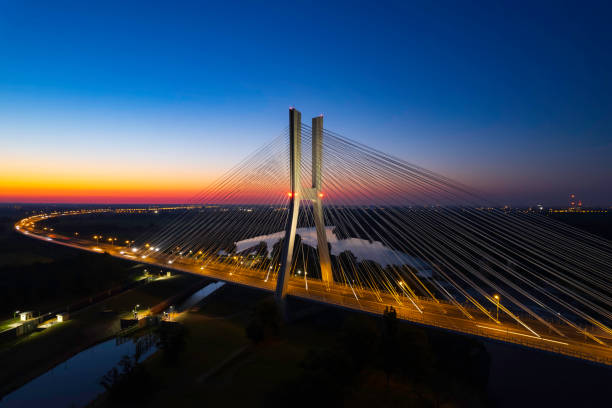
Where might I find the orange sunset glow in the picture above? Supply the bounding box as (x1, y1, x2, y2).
(0, 166, 213, 204)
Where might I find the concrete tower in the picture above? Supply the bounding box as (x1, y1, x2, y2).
(276, 108, 333, 303)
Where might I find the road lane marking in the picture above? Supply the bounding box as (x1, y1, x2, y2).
(476, 324, 569, 345)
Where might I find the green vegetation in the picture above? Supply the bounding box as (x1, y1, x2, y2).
(154, 321, 188, 365)
(245, 297, 282, 343)
(0, 317, 20, 331)
(270, 306, 490, 407)
(100, 334, 157, 405)
(93, 285, 490, 407)
(101, 353, 154, 404)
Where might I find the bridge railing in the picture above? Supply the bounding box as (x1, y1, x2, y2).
(299, 290, 612, 366)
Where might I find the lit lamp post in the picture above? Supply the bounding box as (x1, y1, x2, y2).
(494, 294, 500, 321)
(265, 265, 272, 282)
(133, 304, 140, 319)
(93, 235, 99, 244)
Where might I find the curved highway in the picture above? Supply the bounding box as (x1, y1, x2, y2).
(14, 208, 612, 366)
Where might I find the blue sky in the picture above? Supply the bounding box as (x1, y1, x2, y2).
(0, 0, 611, 205)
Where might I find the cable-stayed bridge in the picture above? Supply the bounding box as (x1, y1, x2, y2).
(16, 108, 612, 365)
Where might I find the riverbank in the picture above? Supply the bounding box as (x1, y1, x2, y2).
(0, 273, 203, 399)
(1, 334, 159, 408)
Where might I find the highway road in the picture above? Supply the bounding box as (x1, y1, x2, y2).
(15, 209, 612, 366)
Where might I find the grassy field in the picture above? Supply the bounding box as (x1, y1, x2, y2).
(141, 288, 315, 408)
(93, 283, 491, 408)
(92, 284, 315, 407)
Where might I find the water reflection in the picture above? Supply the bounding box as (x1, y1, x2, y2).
(1, 336, 157, 408)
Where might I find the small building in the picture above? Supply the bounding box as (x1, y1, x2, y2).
(56, 313, 70, 323)
(20, 311, 33, 321)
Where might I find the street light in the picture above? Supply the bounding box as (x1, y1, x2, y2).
(398, 281, 406, 298)
(265, 265, 272, 282)
(494, 294, 500, 321)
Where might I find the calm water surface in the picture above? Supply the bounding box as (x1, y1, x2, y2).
(0, 337, 157, 408)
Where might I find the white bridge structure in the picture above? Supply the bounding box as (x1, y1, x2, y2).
(15, 108, 612, 365)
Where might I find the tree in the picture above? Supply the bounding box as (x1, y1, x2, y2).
(246, 297, 281, 343)
(381, 306, 398, 384)
(155, 322, 187, 365)
(339, 314, 378, 369)
(100, 353, 152, 404)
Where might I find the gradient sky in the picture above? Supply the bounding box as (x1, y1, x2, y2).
(1, 0, 611, 206)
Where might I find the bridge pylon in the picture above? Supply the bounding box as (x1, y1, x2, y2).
(275, 108, 333, 304)
(310, 115, 333, 289)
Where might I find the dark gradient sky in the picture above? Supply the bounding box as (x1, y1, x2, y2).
(1, 1, 610, 205)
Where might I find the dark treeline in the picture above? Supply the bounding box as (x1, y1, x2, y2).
(249, 301, 491, 408)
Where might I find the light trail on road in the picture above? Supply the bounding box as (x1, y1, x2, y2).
(15, 209, 612, 366)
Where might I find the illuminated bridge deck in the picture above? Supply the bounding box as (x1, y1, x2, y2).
(15, 210, 612, 366)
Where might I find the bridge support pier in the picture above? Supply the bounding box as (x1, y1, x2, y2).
(276, 109, 333, 313)
(275, 108, 301, 304)
(311, 115, 333, 290)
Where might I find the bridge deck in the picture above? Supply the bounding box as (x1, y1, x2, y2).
(15, 211, 612, 366)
